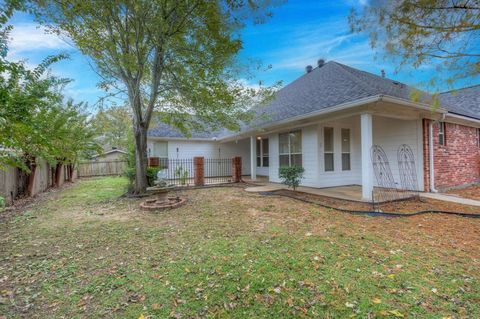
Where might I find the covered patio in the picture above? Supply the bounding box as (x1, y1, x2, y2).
(244, 180, 365, 201)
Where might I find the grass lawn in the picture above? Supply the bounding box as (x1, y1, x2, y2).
(1, 177, 479, 318)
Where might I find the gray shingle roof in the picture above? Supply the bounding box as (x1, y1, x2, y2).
(251, 61, 427, 127)
(148, 122, 234, 139)
(439, 85, 480, 120)
(148, 61, 479, 139)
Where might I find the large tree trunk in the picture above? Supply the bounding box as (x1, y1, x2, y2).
(67, 164, 74, 182)
(55, 163, 63, 187)
(133, 122, 149, 194)
(27, 157, 37, 197)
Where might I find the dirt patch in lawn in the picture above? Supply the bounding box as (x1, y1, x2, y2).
(447, 184, 480, 201)
(268, 189, 480, 215)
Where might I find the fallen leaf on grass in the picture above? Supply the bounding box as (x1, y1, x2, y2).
(372, 298, 382, 304)
(388, 310, 404, 318)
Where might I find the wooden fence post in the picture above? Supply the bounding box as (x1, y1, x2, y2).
(232, 156, 242, 183)
(194, 157, 204, 186)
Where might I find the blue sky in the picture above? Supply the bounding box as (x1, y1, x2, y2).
(6, 1, 477, 110)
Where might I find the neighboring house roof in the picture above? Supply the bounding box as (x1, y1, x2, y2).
(91, 149, 127, 159)
(147, 61, 479, 140)
(439, 85, 480, 120)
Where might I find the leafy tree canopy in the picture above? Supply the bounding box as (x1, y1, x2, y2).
(350, 0, 480, 89)
(91, 104, 132, 152)
(0, 2, 99, 170)
(29, 0, 279, 193)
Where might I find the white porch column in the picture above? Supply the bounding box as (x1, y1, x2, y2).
(361, 113, 373, 201)
(250, 136, 257, 180)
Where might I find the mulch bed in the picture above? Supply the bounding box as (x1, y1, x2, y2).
(269, 189, 480, 215)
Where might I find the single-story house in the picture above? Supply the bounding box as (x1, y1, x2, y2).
(147, 60, 480, 200)
(91, 148, 127, 162)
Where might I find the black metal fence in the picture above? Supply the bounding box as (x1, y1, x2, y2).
(154, 158, 234, 186)
(204, 158, 233, 184)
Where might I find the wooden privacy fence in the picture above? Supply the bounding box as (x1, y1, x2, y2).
(77, 160, 127, 177)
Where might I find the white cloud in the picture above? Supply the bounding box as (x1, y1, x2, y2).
(6, 23, 72, 57)
(263, 17, 377, 72)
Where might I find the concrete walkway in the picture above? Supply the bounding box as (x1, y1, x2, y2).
(420, 192, 480, 207)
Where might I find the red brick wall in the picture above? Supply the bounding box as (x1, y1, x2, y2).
(423, 119, 480, 191)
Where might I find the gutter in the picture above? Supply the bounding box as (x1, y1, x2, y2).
(220, 94, 447, 142)
(445, 112, 480, 126)
(428, 121, 437, 193)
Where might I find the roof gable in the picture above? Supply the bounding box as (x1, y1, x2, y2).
(439, 85, 480, 120)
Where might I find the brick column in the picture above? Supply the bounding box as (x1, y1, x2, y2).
(232, 156, 242, 182)
(148, 157, 160, 167)
(194, 157, 204, 186)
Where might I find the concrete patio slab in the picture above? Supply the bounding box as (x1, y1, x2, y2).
(244, 181, 365, 202)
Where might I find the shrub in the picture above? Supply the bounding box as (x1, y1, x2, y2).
(279, 165, 305, 190)
(147, 167, 161, 187)
(0, 196, 4, 211)
(174, 165, 189, 185)
(122, 140, 159, 190)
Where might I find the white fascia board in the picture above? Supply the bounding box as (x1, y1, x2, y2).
(220, 94, 447, 142)
(147, 136, 218, 142)
(445, 113, 480, 128)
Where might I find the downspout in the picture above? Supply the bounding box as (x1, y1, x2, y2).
(428, 121, 437, 193)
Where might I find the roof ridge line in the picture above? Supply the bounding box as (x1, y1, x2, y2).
(329, 61, 377, 95)
(439, 83, 480, 95)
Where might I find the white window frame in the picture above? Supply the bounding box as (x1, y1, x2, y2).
(324, 127, 334, 172)
(341, 128, 351, 171)
(256, 138, 269, 167)
(438, 122, 446, 146)
(279, 130, 302, 167)
(477, 128, 480, 148)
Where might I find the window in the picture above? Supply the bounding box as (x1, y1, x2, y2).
(477, 128, 480, 148)
(438, 122, 446, 146)
(324, 127, 334, 171)
(262, 139, 269, 167)
(341, 128, 351, 171)
(152, 141, 168, 158)
(279, 130, 302, 167)
(256, 138, 269, 167)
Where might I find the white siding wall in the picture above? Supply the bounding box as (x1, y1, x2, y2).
(147, 139, 251, 175)
(268, 134, 280, 182)
(268, 118, 361, 187)
(315, 117, 362, 187)
(148, 115, 424, 189)
(372, 116, 424, 190)
(301, 125, 320, 186)
(267, 115, 423, 190)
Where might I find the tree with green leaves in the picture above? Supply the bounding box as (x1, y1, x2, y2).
(91, 105, 132, 152)
(31, 0, 276, 194)
(49, 100, 100, 185)
(1, 2, 99, 194)
(349, 0, 480, 89)
(0, 25, 69, 172)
